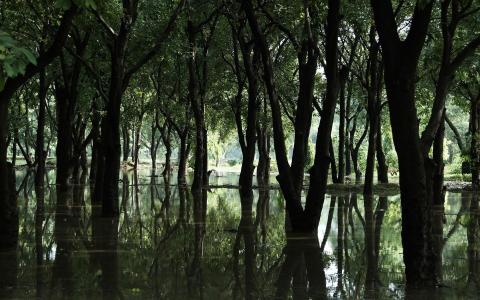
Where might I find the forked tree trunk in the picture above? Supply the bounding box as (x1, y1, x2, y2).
(371, 0, 435, 285)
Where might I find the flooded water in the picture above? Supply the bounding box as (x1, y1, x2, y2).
(1, 169, 479, 299)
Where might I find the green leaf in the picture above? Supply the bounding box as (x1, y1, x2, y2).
(3, 61, 15, 77)
(56, 0, 72, 10)
(84, 0, 97, 9)
(0, 33, 15, 47)
(18, 48, 37, 65)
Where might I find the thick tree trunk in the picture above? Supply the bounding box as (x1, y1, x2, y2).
(429, 112, 446, 283)
(0, 92, 12, 214)
(55, 85, 74, 187)
(187, 20, 206, 192)
(371, 0, 438, 285)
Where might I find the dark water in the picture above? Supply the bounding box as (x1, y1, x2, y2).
(1, 170, 479, 299)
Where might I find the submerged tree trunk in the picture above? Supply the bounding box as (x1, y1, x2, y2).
(304, 0, 341, 231)
(371, 0, 435, 285)
(187, 20, 206, 192)
(0, 6, 77, 211)
(429, 112, 446, 283)
(244, 0, 323, 232)
(230, 26, 260, 207)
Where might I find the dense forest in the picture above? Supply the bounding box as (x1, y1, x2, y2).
(0, 0, 480, 298)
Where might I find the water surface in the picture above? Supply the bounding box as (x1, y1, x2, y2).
(1, 170, 478, 299)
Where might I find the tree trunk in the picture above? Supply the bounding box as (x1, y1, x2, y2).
(337, 68, 348, 183)
(55, 85, 74, 187)
(187, 20, 205, 192)
(161, 126, 172, 179)
(178, 132, 189, 186)
(429, 111, 446, 283)
(35, 67, 47, 189)
(89, 103, 100, 185)
(122, 125, 130, 162)
(345, 82, 353, 177)
(133, 115, 143, 169)
(329, 140, 338, 183)
(376, 110, 389, 183)
(471, 96, 480, 189)
(236, 33, 259, 205)
(364, 27, 380, 196)
(304, 0, 341, 231)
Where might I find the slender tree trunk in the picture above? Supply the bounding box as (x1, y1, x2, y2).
(329, 140, 338, 183)
(471, 96, 480, 189)
(304, 0, 341, 231)
(236, 35, 259, 205)
(122, 125, 130, 162)
(35, 67, 47, 189)
(0, 6, 78, 221)
(89, 103, 100, 185)
(376, 110, 389, 183)
(429, 112, 446, 283)
(178, 132, 189, 186)
(345, 82, 353, 177)
(364, 28, 380, 196)
(11, 132, 17, 167)
(163, 130, 172, 179)
(338, 68, 348, 183)
(133, 115, 143, 169)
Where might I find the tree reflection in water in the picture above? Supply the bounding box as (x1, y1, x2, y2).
(0, 170, 479, 298)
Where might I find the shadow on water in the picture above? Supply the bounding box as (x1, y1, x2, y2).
(1, 169, 480, 299)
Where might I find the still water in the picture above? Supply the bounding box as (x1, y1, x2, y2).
(0, 169, 479, 299)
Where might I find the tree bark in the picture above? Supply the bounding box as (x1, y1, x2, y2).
(122, 125, 130, 162)
(371, 0, 435, 285)
(178, 132, 190, 186)
(338, 68, 348, 183)
(35, 66, 47, 189)
(304, 0, 341, 231)
(376, 109, 389, 183)
(235, 29, 260, 205)
(364, 27, 380, 196)
(0, 6, 78, 214)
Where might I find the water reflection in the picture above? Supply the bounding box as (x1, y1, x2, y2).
(1, 170, 480, 298)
